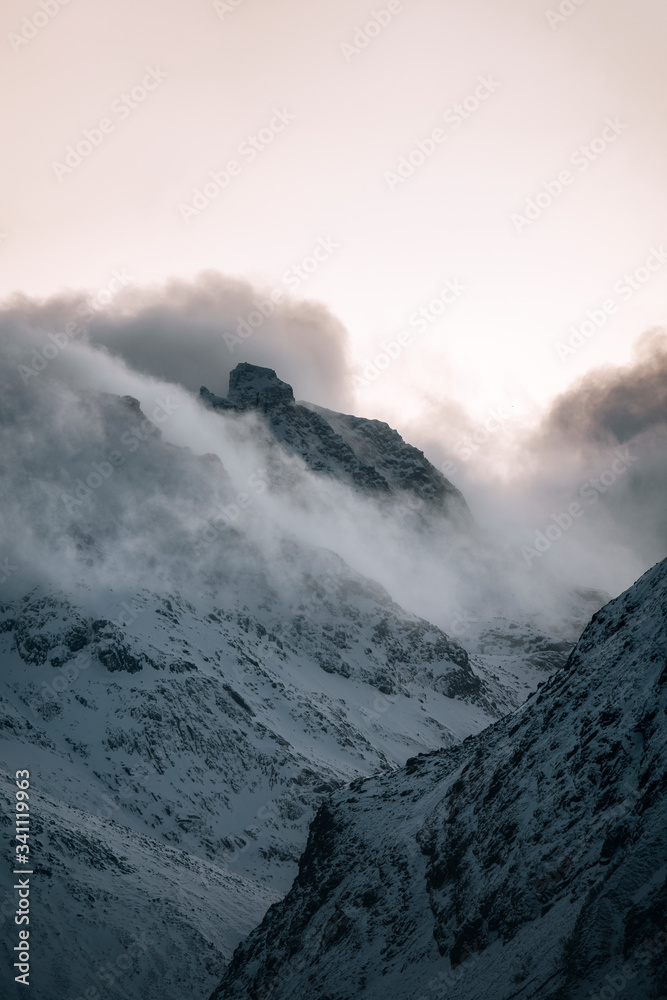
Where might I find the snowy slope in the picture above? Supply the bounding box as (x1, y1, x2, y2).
(211, 558, 667, 1000)
(200, 363, 470, 519)
(0, 364, 594, 999)
(0, 767, 278, 1000)
(0, 565, 496, 999)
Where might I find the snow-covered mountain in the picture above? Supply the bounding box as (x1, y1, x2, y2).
(0, 363, 605, 999)
(200, 363, 471, 519)
(211, 557, 667, 1000)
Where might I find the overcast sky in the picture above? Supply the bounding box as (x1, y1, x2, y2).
(2, 0, 666, 434)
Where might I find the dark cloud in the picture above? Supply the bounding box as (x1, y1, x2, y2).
(1, 272, 352, 411)
(540, 329, 667, 448)
(395, 329, 667, 597)
(1, 278, 665, 611)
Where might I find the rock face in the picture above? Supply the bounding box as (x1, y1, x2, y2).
(202, 363, 296, 412)
(0, 369, 593, 1000)
(0, 549, 505, 1000)
(201, 363, 470, 516)
(210, 558, 667, 1000)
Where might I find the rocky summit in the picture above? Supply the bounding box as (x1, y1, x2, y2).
(0, 361, 645, 1000)
(201, 363, 470, 515)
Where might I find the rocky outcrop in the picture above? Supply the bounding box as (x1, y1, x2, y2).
(201, 363, 470, 516)
(210, 558, 667, 1000)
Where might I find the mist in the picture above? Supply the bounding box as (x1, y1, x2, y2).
(2, 277, 665, 646)
(405, 327, 667, 598)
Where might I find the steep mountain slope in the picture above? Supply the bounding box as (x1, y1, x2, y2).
(200, 364, 604, 641)
(211, 558, 667, 1000)
(0, 366, 592, 999)
(0, 767, 279, 1000)
(303, 401, 468, 513)
(0, 563, 495, 1000)
(200, 363, 470, 519)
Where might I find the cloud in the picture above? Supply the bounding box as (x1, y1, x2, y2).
(386, 329, 667, 599)
(1, 279, 664, 637)
(87, 272, 352, 411)
(1, 271, 353, 412)
(537, 328, 667, 448)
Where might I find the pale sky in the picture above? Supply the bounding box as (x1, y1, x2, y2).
(2, 0, 666, 430)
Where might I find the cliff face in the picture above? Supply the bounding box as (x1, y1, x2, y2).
(201, 363, 470, 518)
(0, 364, 603, 1000)
(210, 558, 667, 1000)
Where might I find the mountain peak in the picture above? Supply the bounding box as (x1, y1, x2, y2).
(201, 363, 294, 412)
(200, 363, 471, 517)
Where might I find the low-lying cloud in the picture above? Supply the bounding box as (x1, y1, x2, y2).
(538, 328, 667, 448)
(405, 329, 667, 597)
(5, 271, 352, 412)
(1, 275, 665, 642)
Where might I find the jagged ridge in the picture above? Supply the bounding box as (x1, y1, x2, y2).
(201, 363, 470, 515)
(210, 559, 667, 1000)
